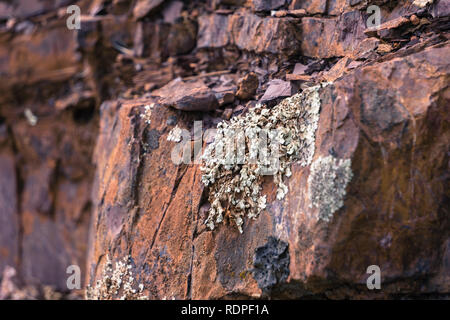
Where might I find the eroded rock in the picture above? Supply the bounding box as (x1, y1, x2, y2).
(152, 78, 219, 112)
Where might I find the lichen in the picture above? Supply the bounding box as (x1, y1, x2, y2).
(413, 0, 433, 8)
(167, 125, 183, 142)
(24, 108, 38, 126)
(85, 255, 147, 300)
(307, 154, 353, 222)
(201, 83, 328, 233)
(140, 104, 154, 125)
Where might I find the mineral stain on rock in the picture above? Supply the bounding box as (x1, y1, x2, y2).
(144, 129, 160, 151)
(252, 237, 290, 294)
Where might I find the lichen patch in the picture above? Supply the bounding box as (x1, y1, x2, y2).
(167, 125, 183, 142)
(307, 155, 353, 222)
(85, 255, 147, 300)
(140, 104, 154, 125)
(201, 83, 329, 233)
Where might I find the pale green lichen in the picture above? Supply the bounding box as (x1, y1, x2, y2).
(201, 83, 329, 233)
(308, 154, 353, 222)
(85, 255, 147, 300)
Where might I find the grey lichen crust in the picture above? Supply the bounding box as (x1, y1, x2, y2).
(85, 255, 147, 300)
(307, 155, 353, 222)
(201, 84, 329, 233)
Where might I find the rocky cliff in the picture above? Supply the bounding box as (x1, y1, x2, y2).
(0, 0, 449, 299)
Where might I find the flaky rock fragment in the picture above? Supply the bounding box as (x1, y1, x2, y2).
(152, 78, 219, 112)
(260, 79, 297, 102)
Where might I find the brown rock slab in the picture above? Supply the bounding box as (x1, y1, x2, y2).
(321, 57, 350, 82)
(364, 16, 410, 36)
(260, 79, 297, 102)
(293, 63, 308, 75)
(153, 78, 219, 112)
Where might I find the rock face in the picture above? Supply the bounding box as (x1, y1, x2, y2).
(0, 0, 449, 299)
(87, 43, 450, 299)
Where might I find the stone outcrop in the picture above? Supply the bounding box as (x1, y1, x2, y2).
(0, 0, 449, 299)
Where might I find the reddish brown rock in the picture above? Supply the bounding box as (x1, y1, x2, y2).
(364, 16, 411, 37)
(153, 78, 219, 112)
(198, 13, 302, 56)
(231, 13, 301, 56)
(87, 41, 450, 299)
(236, 73, 259, 101)
(286, 74, 312, 81)
(197, 14, 231, 49)
(301, 11, 366, 58)
(260, 79, 298, 102)
(321, 57, 350, 82)
(87, 99, 205, 299)
(289, 0, 327, 14)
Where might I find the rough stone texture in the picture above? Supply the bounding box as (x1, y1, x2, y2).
(87, 42, 450, 299)
(153, 78, 219, 111)
(0, 0, 449, 299)
(301, 11, 367, 58)
(253, 0, 286, 12)
(260, 79, 298, 102)
(198, 13, 302, 56)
